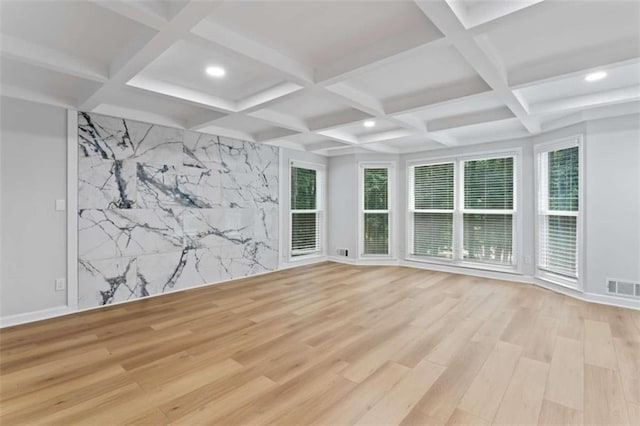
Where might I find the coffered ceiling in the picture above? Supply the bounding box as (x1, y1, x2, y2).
(1, 0, 639, 155)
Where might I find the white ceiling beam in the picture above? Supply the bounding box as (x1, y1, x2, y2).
(323, 82, 385, 116)
(306, 141, 349, 152)
(93, 104, 186, 129)
(384, 79, 490, 115)
(309, 109, 371, 132)
(1, 84, 77, 110)
(427, 106, 515, 132)
(414, 0, 541, 134)
(359, 129, 415, 144)
(509, 43, 640, 89)
(0, 35, 108, 83)
(541, 100, 640, 132)
(529, 85, 640, 116)
(89, 0, 167, 30)
(236, 83, 304, 112)
(254, 127, 300, 143)
(79, 1, 222, 111)
(192, 124, 254, 142)
(126, 75, 236, 113)
(247, 110, 309, 133)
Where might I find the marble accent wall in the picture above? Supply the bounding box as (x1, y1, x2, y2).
(77, 112, 279, 308)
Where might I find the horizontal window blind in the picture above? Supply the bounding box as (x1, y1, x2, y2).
(463, 157, 515, 266)
(414, 163, 454, 210)
(464, 157, 514, 210)
(463, 214, 513, 265)
(414, 212, 453, 258)
(363, 167, 389, 255)
(538, 146, 579, 278)
(412, 163, 454, 259)
(291, 166, 319, 257)
(291, 212, 319, 255)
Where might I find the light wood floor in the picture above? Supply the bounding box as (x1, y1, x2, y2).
(1, 262, 639, 425)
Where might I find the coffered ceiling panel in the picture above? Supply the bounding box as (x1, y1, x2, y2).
(0, 1, 152, 70)
(133, 39, 287, 103)
(204, 0, 442, 67)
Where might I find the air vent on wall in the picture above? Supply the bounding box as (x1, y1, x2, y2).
(606, 278, 640, 298)
(336, 248, 349, 257)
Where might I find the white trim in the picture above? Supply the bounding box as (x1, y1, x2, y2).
(288, 160, 327, 262)
(66, 109, 79, 308)
(1, 257, 330, 328)
(357, 161, 396, 260)
(406, 148, 522, 272)
(533, 135, 584, 289)
(1, 305, 75, 328)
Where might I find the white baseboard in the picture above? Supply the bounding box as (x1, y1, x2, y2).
(0, 257, 332, 329)
(0, 305, 75, 328)
(328, 256, 400, 266)
(327, 258, 639, 311)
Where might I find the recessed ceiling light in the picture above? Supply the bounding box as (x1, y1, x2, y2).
(206, 66, 226, 78)
(363, 120, 376, 128)
(585, 71, 607, 82)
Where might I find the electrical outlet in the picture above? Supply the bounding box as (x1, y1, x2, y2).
(55, 199, 66, 211)
(524, 255, 532, 265)
(55, 278, 66, 291)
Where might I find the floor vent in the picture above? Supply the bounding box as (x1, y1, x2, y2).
(606, 278, 640, 298)
(336, 248, 349, 257)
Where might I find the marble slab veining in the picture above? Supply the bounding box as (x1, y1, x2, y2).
(77, 112, 279, 309)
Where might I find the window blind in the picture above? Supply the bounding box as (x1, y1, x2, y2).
(363, 168, 389, 255)
(411, 163, 454, 259)
(291, 166, 319, 256)
(463, 157, 514, 266)
(538, 146, 579, 278)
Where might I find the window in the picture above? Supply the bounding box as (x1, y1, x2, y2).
(360, 164, 392, 256)
(290, 163, 323, 258)
(462, 157, 515, 266)
(408, 153, 518, 270)
(410, 163, 454, 259)
(536, 139, 581, 284)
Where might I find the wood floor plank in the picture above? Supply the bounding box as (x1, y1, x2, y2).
(493, 357, 549, 425)
(0, 262, 637, 425)
(355, 358, 445, 425)
(584, 364, 630, 425)
(584, 319, 618, 369)
(544, 336, 584, 410)
(538, 400, 584, 426)
(458, 340, 522, 421)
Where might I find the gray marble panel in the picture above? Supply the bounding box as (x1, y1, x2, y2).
(78, 256, 138, 308)
(137, 163, 222, 209)
(79, 160, 136, 209)
(79, 208, 183, 260)
(78, 112, 182, 164)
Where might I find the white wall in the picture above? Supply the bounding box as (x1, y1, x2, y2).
(1, 97, 68, 317)
(584, 115, 640, 296)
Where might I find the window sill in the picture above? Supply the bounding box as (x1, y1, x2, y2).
(288, 252, 325, 263)
(536, 270, 579, 290)
(405, 256, 522, 275)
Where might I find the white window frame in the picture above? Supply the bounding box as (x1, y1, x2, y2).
(289, 160, 326, 262)
(406, 148, 523, 274)
(358, 162, 395, 259)
(534, 136, 584, 290)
